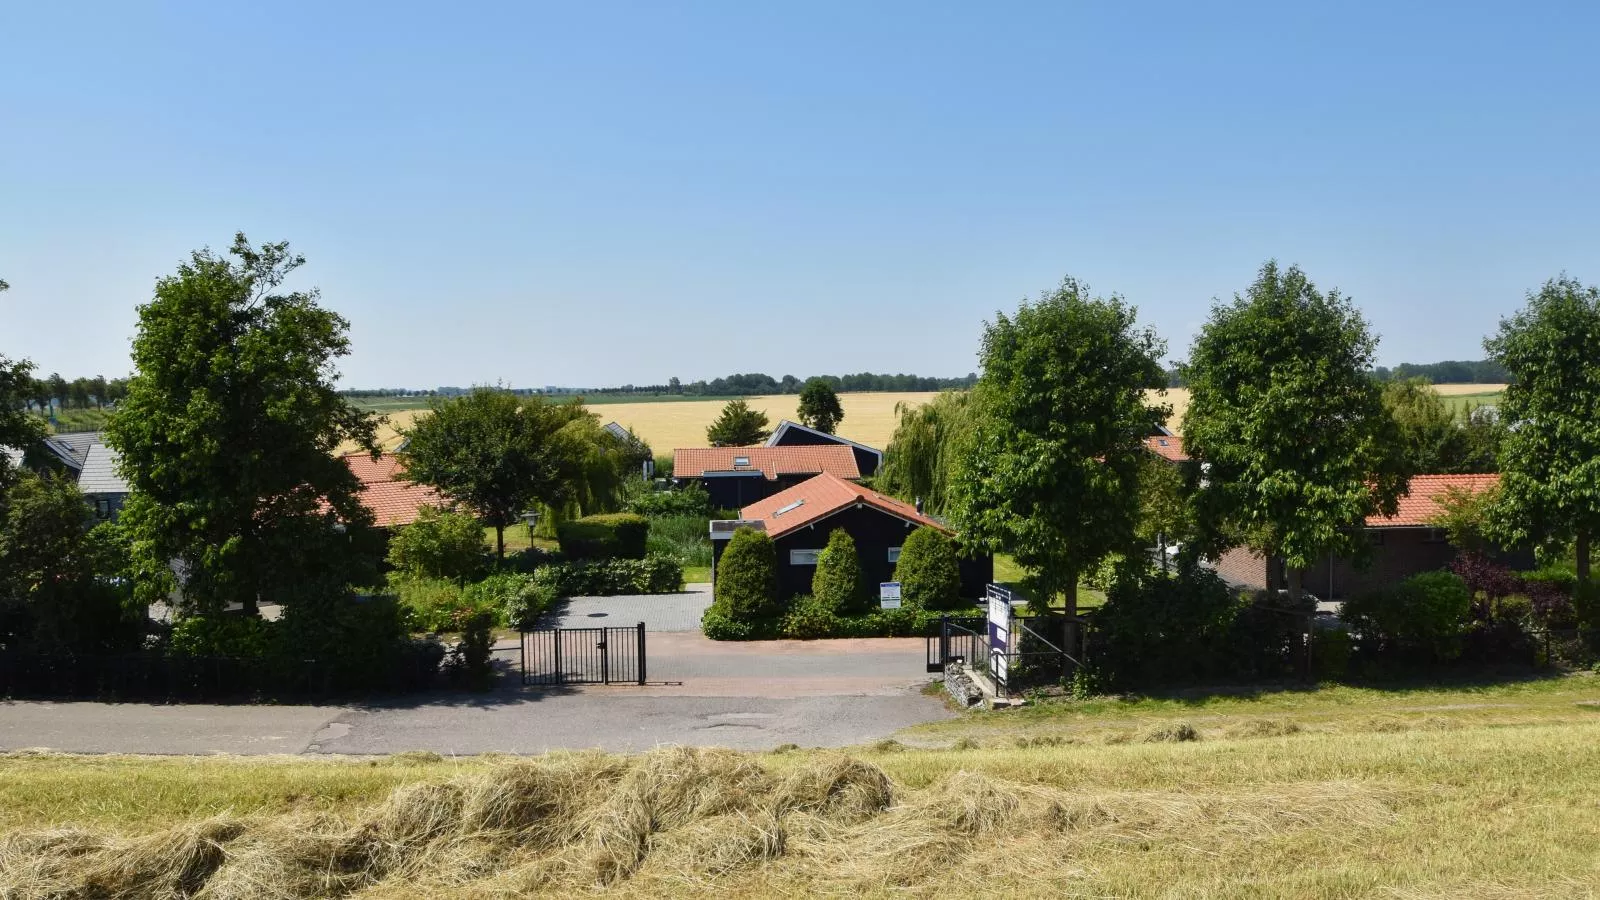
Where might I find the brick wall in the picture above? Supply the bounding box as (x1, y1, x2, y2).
(1215, 546, 1270, 591)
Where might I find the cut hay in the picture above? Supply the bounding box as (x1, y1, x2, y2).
(1225, 718, 1303, 739)
(1137, 721, 1200, 743)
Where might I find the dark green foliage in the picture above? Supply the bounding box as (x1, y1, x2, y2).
(813, 529, 867, 614)
(532, 555, 683, 597)
(170, 616, 276, 658)
(385, 505, 487, 580)
(1341, 571, 1473, 662)
(628, 483, 711, 517)
(705, 399, 771, 447)
(797, 377, 845, 434)
(894, 526, 962, 611)
(273, 594, 422, 693)
(708, 527, 779, 624)
(1485, 275, 1600, 589)
(1182, 262, 1408, 603)
(446, 612, 495, 691)
(643, 515, 713, 568)
(707, 595, 940, 641)
(556, 512, 650, 560)
(391, 576, 473, 632)
(652, 453, 675, 479)
(106, 234, 382, 617)
(501, 579, 560, 630)
(1086, 562, 1254, 689)
(878, 391, 974, 514)
(951, 277, 1168, 614)
(0, 352, 44, 489)
(1383, 377, 1493, 474)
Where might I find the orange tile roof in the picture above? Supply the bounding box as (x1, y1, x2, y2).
(739, 472, 947, 539)
(1369, 473, 1500, 528)
(341, 453, 448, 528)
(673, 445, 860, 481)
(1143, 435, 1189, 462)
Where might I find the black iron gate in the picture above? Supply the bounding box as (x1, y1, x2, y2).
(521, 622, 647, 686)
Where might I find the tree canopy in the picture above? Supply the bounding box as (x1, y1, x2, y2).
(105, 234, 381, 616)
(1182, 261, 1407, 603)
(705, 399, 771, 446)
(878, 390, 975, 514)
(1382, 377, 1494, 474)
(1484, 275, 1600, 588)
(797, 378, 845, 434)
(950, 277, 1168, 613)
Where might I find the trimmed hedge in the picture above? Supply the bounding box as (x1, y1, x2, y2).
(533, 554, 683, 598)
(894, 526, 962, 611)
(1341, 570, 1472, 662)
(556, 513, 650, 560)
(710, 528, 779, 622)
(702, 592, 943, 641)
(813, 529, 868, 614)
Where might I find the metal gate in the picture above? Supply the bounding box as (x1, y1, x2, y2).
(521, 622, 647, 686)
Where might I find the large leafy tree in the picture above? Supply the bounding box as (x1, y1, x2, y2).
(400, 389, 587, 560)
(705, 398, 771, 446)
(1182, 261, 1407, 604)
(106, 234, 381, 617)
(950, 277, 1168, 615)
(1383, 376, 1494, 474)
(0, 278, 45, 487)
(797, 377, 845, 434)
(1484, 275, 1600, 589)
(878, 390, 975, 514)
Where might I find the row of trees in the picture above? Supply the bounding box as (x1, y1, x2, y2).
(882, 263, 1600, 615)
(702, 378, 847, 446)
(12, 374, 130, 413)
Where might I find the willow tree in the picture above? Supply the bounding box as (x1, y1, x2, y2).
(877, 390, 974, 514)
(1182, 261, 1407, 606)
(950, 278, 1168, 615)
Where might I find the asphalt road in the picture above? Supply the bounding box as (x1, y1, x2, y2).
(0, 634, 952, 755)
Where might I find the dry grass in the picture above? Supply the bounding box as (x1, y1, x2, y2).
(6, 688, 1600, 898)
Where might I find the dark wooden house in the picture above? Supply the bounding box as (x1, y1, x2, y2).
(672, 445, 861, 510)
(710, 472, 993, 602)
(764, 419, 883, 477)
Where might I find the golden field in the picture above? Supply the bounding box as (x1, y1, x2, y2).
(4, 676, 1600, 898)
(355, 383, 1507, 455)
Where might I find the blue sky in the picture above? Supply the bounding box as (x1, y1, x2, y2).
(2, 2, 1596, 388)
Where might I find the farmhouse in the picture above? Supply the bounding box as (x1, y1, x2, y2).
(341, 452, 446, 528)
(764, 419, 884, 477)
(1213, 473, 1528, 600)
(672, 445, 860, 509)
(710, 471, 993, 601)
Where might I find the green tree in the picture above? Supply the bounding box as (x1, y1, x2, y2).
(46, 373, 66, 412)
(106, 234, 382, 617)
(386, 505, 487, 580)
(0, 350, 45, 488)
(1136, 452, 1195, 549)
(705, 399, 771, 446)
(1383, 377, 1481, 474)
(812, 528, 866, 613)
(1484, 275, 1600, 589)
(797, 377, 845, 434)
(1459, 404, 1504, 474)
(710, 527, 779, 621)
(1182, 261, 1407, 605)
(894, 526, 962, 611)
(878, 390, 975, 514)
(950, 277, 1168, 616)
(400, 389, 586, 560)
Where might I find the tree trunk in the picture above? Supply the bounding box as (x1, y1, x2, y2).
(1578, 531, 1592, 592)
(495, 524, 506, 563)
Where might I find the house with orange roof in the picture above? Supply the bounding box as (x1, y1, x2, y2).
(1213, 473, 1532, 600)
(764, 419, 884, 477)
(341, 452, 448, 528)
(710, 472, 993, 602)
(672, 445, 862, 509)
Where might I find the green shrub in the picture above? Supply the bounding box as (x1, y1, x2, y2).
(1312, 627, 1352, 681)
(532, 554, 683, 598)
(894, 526, 962, 612)
(653, 453, 675, 479)
(629, 484, 710, 517)
(782, 594, 843, 639)
(170, 615, 276, 658)
(461, 572, 558, 629)
(1341, 570, 1473, 662)
(644, 515, 713, 567)
(556, 513, 650, 560)
(702, 605, 776, 641)
(385, 505, 487, 580)
(709, 527, 779, 623)
(813, 529, 867, 614)
(392, 575, 502, 632)
(445, 611, 495, 691)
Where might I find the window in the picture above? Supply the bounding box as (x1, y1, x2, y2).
(733, 456, 750, 467)
(94, 498, 112, 520)
(1424, 527, 1449, 544)
(887, 546, 901, 563)
(790, 549, 821, 565)
(774, 499, 805, 517)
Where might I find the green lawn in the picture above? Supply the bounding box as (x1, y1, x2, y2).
(1441, 389, 1503, 418)
(993, 553, 1106, 609)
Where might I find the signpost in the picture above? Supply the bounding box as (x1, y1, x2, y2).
(987, 584, 1012, 685)
(879, 582, 902, 610)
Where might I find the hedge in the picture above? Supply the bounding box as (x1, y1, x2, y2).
(556, 513, 650, 560)
(894, 526, 962, 611)
(813, 529, 868, 614)
(533, 554, 683, 598)
(702, 593, 942, 641)
(710, 528, 780, 623)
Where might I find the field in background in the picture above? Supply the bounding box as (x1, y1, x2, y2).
(349, 383, 1506, 454)
(4, 675, 1599, 897)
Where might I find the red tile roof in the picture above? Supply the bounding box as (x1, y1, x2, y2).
(342, 453, 448, 528)
(673, 445, 860, 481)
(739, 472, 947, 539)
(1369, 474, 1500, 528)
(1143, 435, 1189, 462)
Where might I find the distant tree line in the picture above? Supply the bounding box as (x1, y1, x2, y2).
(9, 374, 131, 413)
(339, 371, 980, 401)
(1170, 359, 1509, 388)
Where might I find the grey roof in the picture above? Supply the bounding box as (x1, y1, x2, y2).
(603, 421, 630, 440)
(77, 441, 130, 495)
(41, 431, 102, 470)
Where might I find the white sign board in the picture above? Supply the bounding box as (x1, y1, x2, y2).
(879, 582, 902, 609)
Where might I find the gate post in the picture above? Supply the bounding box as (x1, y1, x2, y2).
(520, 632, 527, 686)
(600, 631, 610, 684)
(939, 615, 949, 668)
(553, 628, 563, 685)
(637, 622, 646, 685)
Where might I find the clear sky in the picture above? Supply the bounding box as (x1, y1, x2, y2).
(2, 2, 1596, 388)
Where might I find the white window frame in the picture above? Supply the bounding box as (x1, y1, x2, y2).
(887, 546, 902, 563)
(790, 548, 821, 566)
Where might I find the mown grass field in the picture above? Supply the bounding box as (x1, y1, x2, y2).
(4, 675, 1597, 898)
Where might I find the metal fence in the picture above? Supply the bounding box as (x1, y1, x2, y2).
(0, 650, 440, 703)
(522, 623, 647, 686)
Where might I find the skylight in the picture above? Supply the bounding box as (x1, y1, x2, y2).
(733, 456, 750, 467)
(774, 499, 805, 516)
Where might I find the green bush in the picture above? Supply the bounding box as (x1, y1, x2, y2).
(644, 515, 713, 568)
(708, 527, 779, 624)
(385, 505, 487, 580)
(445, 611, 495, 691)
(781, 594, 843, 639)
(556, 513, 650, 560)
(392, 576, 500, 632)
(462, 572, 559, 629)
(170, 615, 276, 658)
(813, 529, 867, 614)
(1312, 627, 1353, 681)
(532, 555, 683, 598)
(702, 605, 777, 641)
(629, 484, 710, 517)
(894, 526, 962, 612)
(1341, 570, 1473, 662)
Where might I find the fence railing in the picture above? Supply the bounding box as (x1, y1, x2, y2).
(0, 650, 440, 703)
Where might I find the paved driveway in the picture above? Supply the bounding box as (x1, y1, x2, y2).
(540, 583, 712, 632)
